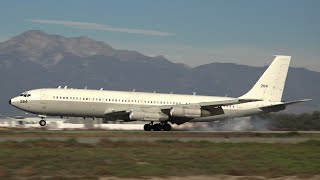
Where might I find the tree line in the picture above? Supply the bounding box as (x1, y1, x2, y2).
(258, 111, 320, 131)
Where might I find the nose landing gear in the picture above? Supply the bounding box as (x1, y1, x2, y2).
(39, 117, 46, 126)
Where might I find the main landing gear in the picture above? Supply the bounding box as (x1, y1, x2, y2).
(144, 122, 172, 131)
(39, 117, 46, 126)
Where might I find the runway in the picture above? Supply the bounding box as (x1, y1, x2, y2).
(0, 136, 319, 144)
(0, 130, 319, 179)
(0, 130, 319, 144)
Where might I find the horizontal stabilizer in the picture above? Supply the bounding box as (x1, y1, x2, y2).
(283, 99, 312, 106)
(260, 99, 312, 113)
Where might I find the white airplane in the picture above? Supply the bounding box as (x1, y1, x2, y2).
(9, 56, 310, 131)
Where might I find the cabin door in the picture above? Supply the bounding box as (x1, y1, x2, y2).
(40, 90, 47, 104)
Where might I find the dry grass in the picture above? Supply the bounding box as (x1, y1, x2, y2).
(0, 139, 319, 179)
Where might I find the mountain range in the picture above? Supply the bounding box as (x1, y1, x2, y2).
(0, 30, 318, 116)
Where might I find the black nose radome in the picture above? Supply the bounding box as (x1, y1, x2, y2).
(9, 100, 11, 105)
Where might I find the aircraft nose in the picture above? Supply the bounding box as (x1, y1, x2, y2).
(9, 99, 11, 105)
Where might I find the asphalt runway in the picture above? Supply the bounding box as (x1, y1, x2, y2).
(0, 130, 319, 144)
(0, 136, 319, 144)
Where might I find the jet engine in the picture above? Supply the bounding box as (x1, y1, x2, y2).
(170, 107, 202, 118)
(129, 110, 169, 121)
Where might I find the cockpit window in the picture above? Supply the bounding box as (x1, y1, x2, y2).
(20, 92, 31, 97)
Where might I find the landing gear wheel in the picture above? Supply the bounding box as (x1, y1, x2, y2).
(39, 120, 46, 126)
(144, 124, 152, 131)
(163, 124, 172, 131)
(153, 124, 162, 131)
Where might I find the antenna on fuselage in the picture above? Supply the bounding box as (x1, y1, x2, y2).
(64, 86, 67, 89)
(100, 88, 103, 90)
(192, 87, 197, 96)
(132, 89, 135, 92)
(58, 86, 61, 89)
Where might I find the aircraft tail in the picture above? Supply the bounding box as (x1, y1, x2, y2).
(240, 55, 291, 102)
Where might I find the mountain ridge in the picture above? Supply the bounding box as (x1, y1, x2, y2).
(0, 30, 318, 115)
(0, 30, 173, 67)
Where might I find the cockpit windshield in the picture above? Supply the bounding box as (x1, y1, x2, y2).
(20, 92, 31, 97)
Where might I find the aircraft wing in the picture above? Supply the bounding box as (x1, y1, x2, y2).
(199, 98, 261, 108)
(160, 98, 261, 110)
(103, 98, 262, 120)
(104, 106, 163, 116)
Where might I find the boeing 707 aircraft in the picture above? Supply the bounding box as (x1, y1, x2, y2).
(9, 56, 310, 131)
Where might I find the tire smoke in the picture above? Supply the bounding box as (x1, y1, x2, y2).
(172, 116, 271, 131)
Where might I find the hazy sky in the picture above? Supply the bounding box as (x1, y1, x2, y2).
(1, 0, 320, 71)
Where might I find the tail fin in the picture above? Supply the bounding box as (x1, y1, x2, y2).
(240, 55, 291, 102)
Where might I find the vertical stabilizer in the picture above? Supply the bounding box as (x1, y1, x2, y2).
(240, 56, 291, 102)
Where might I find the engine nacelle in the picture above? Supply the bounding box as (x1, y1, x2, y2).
(129, 110, 169, 121)
(170, 107, 201, 118)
